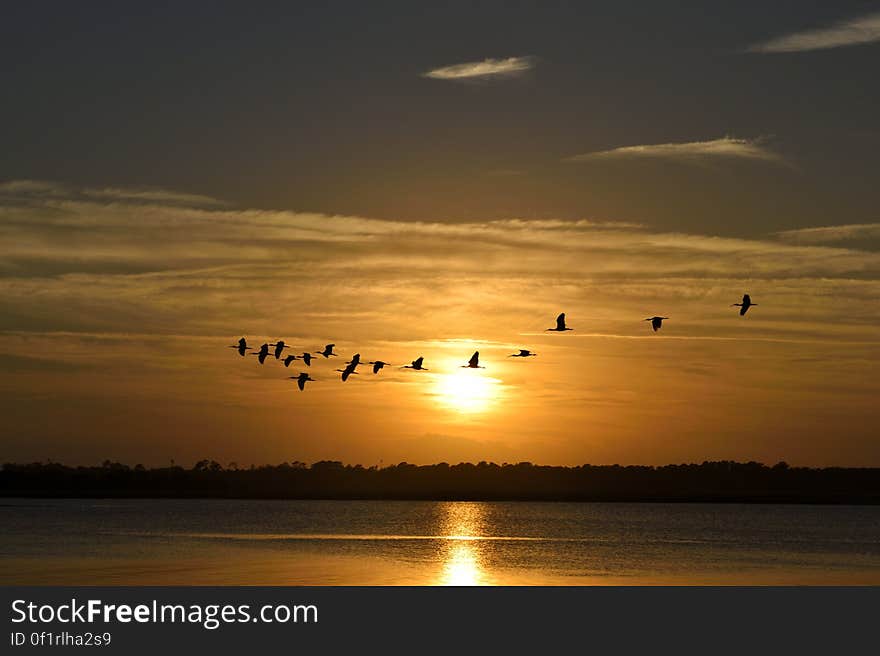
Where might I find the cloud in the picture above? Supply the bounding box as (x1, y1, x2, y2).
(0, 179, 224, 208)
(423, 56, 534, 80)
(2, 179, 879, 346)
(746, 11, 880, 53)
(776, 223, 880, 244)
(1, 181, 877, 282)
(564, 137, 783, 164)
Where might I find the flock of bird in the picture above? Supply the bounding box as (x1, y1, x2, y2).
(228, 295, 757, 391)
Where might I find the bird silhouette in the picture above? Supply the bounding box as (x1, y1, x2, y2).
(509, 349, 537, 357)
(283, 354, 298, 367)
(368, 360, 389, 374)
(251, 343, 270, 364)
(228, 337, 250, 357)
(271, 340, 288, 359)
(300, 352, 313, 367)
(732, 294, 757, 316)
(403, 356, 428, 371)
(347, 353, 361, 366)
(462, 351, 485, 369)
(290, 372, 315, 391)
(645, 316, 668, 332)
(336, 362, 359, 382)
(316, 344, 338, 358)
(547, 313, 573, 332)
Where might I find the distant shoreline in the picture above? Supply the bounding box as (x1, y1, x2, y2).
(3, 460, 880, 504)
(3, 494, 879, 505)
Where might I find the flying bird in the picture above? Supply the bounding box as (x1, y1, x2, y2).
(317, 344, 338, 358)
(509, 349, 536, 357)
(283, 354, 298, 367)
(228, 337, 250, 357)
(300, 352, 313, 367)
(271, 340, 288, 359)
(731, 294, 757, 316)
(645, 316, 668, 332)
(403, 356, 428, 371)
(368, 360, 390, 374)
(251, 343, 270, 364)
(462, 351, 485, 369)
(336, 362, 360, 382)
(290, 372, 315, 391)
(547, 313, 573, 332)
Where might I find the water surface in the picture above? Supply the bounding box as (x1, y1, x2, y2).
(2, 499, 880, 585)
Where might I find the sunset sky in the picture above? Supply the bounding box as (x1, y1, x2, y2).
(2, 2, 879, 467)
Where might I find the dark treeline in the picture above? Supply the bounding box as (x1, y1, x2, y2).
(3, 460, 880, 503)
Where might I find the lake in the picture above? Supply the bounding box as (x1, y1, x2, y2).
(2, 499, 880, 585)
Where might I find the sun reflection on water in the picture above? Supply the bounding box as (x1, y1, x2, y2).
(436, 502, 488, 586)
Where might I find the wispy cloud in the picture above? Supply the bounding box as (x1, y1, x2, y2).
(746, 11, 880, 53)
(564, 137, 783, 164)
(2, 179, 878, 356)
(423, 56, 534, 81)
(1, 181, 876, 281)
(776, 223, 880, 244)
(0, 179, 224, 208)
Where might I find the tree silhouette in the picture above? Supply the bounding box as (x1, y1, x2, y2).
(1, 459, 879, 503)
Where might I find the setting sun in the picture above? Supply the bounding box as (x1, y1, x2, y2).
(431, 369, 504, 414)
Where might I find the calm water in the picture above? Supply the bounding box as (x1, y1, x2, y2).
(2, 499, 880, 585)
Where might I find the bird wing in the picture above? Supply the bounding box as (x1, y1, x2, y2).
(743, 294, 751, 304)
(469, 352, 479, 367)
(556, 313, 566, 330)
(373, 363, 380, 373)
(413, 357, 423, 368)
(297, 377, 305, 391)
(519, 349, 529, 356)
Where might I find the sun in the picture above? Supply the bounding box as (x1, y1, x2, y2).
(432, 369, 503, 414)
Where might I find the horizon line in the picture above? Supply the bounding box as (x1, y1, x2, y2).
(4, 458, 871, 471)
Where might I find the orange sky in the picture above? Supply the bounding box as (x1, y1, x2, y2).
(3, 4, 880, 467)
(1, 181, 878, 467)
